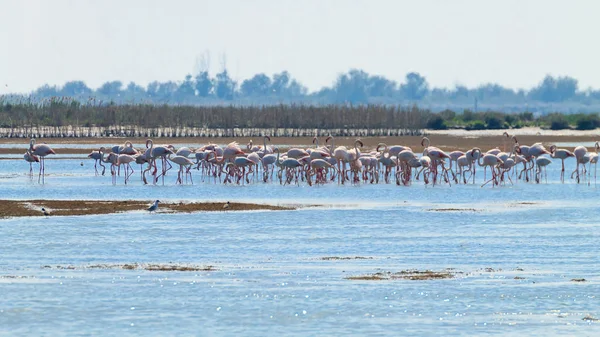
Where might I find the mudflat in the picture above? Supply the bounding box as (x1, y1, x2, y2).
(1, 127, 598, 154)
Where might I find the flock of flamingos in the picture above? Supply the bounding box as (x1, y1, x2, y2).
(23, 133, 600, 187)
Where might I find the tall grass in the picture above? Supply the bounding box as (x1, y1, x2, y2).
(0, 97, 426, 138)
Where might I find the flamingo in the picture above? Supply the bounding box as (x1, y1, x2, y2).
(29, 138, 56, 184)
(23, 150, 39, 177)
(448, 150, 465, 183)
(571, 145, 588, 183)
(232, 156, 256, 184)
(345, 139, 364, 184)
(175, 146, 193, 158)
(147, 139, 175, 185)
(306, 158, 337, 185)
(535, 157, 552, 183)
(465, 147, 481, 183)
(479, 153, 503, 187)
(327, 136, 349, 183)
(549, 145, 574, 183)
(274, 148, 303, 185)
(376, 143, 396, 184)
(168, 153, 195, 184)
(88, 148, 106, 176)
(396, 149, 417, 185)
(588, 142, 599, 186)
(116, 154, 136, 184)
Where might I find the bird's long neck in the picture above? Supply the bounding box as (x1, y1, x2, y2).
(275, 149, 282, 166)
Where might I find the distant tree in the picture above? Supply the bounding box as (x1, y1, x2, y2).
(240, 73, 272, 96)
(61, 81, 92, 97)
(214, 70, 235, 100)
(333, 69, 369, 104)
(271, 71, 291, 95)
(33, 84, 60, 97)
(194, 71, 213, 97)
(147, 81, 178, 101)
(124, 82, 146, 96)
(97, 81, 123, 96)
(476, 83, 515, 101)
(450, 85, 469, 99)
(156, 81, 178, 101)
(430, 88, 450, 101)
(400, 72, 429, 100)
(426, 114, 447, 130)
(270, 71, 308, 97)
(286, 79, 308, 97)
(176, 74, 195, 100)
(529, 75, 578, 102)
(439, 109, 456, 121)
(368, 75, 396, 97)
(146, 81, 160, 98)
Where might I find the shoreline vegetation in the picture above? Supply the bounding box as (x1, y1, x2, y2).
(0, 200, 294, 218)
(2, 99, 600, 140)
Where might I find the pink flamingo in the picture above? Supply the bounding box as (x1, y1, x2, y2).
(571, 145, 588, 183)
(274, 148, 303, 185)
(116, 154, 136, 184)
(29, 138, 56, 184)
(105, 153, 119, 185)
(479, 153, 503, 187)
(168, 153, 195, 184)
(535, 157, 552, 184)
(23, 150, 39, 177)
(549, 145, 574, 183)
(588, 142, 599, 186)
(135, 152, 148, 181)
(88, 148, 106, 176)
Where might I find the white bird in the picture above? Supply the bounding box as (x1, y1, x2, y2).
(41, 208, 50, 216)
(223, 201, 230, 209)
(147, 200, 160, 212)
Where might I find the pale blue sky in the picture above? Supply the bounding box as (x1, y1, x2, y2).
(0, 0, 598, 94)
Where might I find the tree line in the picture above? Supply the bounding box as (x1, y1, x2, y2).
(1, 98, 599, 139)
(5, 67, 600, 113)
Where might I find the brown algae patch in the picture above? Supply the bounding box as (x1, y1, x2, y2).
(45, 263, 217, 272)
(320, 256, 373, 261)
(0, 200, 293, 218)
(346, 269, 456, 281)
(583, 315, 600, 321)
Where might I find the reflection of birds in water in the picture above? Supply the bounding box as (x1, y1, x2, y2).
(41, 208, 50, 216)
(147, 200, 160, 212)
(223, 201, 230, 209)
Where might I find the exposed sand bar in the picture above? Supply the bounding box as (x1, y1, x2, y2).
(1, 127, 600, 154)
(0, 200, 294, 218)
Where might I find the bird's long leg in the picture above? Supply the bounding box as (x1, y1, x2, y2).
(38, 157, 43, 184)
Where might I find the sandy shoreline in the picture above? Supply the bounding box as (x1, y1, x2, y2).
(0, 200, 294, 218)
(1, 127, 599, 155)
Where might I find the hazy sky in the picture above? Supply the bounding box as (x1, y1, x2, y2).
(1, 0, 598, 94)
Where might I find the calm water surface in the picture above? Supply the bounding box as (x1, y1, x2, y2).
(1, 155, 600, 336)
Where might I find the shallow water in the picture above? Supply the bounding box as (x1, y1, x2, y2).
(1, 155, 600, 335)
